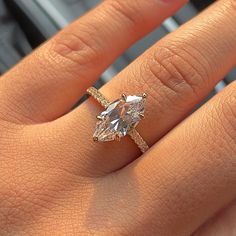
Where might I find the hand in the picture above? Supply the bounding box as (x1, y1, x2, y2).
(1, 0, 236, 235)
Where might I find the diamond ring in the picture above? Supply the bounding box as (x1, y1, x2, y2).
(87, 87, 149, 153)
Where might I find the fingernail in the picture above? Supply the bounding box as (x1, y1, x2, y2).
(161, 0, 188, 3)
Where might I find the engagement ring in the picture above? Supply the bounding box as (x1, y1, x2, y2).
(87, 87, 149, 153)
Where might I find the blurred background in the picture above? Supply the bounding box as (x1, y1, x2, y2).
(0, 0, 235, 100)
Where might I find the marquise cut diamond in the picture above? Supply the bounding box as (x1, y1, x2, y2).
(93, 94, 146, 142)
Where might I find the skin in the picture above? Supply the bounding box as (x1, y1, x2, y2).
(0, 0, 236, 235)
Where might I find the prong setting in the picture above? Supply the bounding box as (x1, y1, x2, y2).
(93, 136, 99, 142)
(115, 134, 121, 141)
(121, 93, 127, 101)
(142, 93, 147, 99)
(96, 115, 103, 121)
(139, 113, 145, 119)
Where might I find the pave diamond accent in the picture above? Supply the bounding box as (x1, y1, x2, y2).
(93, 95, 145, 142)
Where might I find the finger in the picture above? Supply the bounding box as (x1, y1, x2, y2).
(193, 199, 236, 236)
(118, 81, 236, 235)
(0, 0, 187, 124)
(61, 0, 236, 175)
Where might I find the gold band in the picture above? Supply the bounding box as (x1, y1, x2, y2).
(87, 87, 149, 153)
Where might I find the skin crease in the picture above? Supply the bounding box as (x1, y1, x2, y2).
(0, 0, 236, 235)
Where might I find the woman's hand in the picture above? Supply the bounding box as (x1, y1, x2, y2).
(0, 0, 236, 235)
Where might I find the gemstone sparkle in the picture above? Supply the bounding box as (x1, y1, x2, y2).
(93, 94, 145, 142)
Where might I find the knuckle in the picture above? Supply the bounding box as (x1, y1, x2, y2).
(149, 46, 206, 97)
(51, 27, 101, 68)
(133, 43, 209, 112)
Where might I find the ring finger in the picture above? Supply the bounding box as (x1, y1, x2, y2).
(58, 0, 236, 175)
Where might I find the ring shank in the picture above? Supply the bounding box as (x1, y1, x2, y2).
(87, 87, 149, 153)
